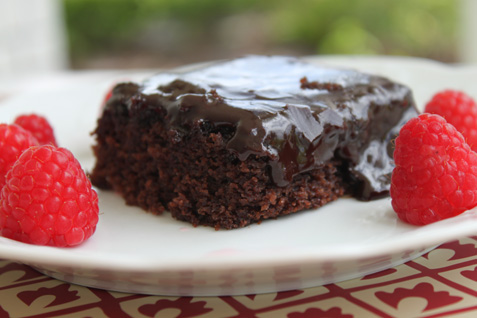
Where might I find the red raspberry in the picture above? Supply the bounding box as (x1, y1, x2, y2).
(0, 145, 99, 246)
(390, 113, 477, 225)
(14, 114, 57, 146)
(0, 124, 39, 188)
(424, 90, 477, 151)
(103, 87, 113, 105)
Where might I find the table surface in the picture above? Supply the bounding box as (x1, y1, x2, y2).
(1, 236, 476, 318)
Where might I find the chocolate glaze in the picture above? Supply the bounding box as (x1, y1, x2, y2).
(106, 56, 418, 200)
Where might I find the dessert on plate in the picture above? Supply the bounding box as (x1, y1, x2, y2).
(90, 55, 418, 229)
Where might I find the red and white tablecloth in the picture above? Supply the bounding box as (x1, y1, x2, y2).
(1, 236, 476, 318)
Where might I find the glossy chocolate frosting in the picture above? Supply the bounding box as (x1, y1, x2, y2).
(108, 56, 418, 199)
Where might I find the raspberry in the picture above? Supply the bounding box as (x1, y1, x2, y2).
(14, 114, 57, 146)
(424, 90, 477, 151)
(103, 87, 113, 105)
(0, 145, 99, 246)
(0, 124, 39, 188)
(100, 86, 115, 112)
(390, 113, 477, 225)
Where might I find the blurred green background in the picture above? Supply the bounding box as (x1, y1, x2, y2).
(63, 0, 458, 69)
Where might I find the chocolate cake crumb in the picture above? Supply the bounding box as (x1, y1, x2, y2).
(300, 76, 343, 91)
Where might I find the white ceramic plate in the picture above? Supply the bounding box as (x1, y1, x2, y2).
(1, 56, 477, 296)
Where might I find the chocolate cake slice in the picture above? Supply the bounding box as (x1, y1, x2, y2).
(91, 56, 418, 229)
